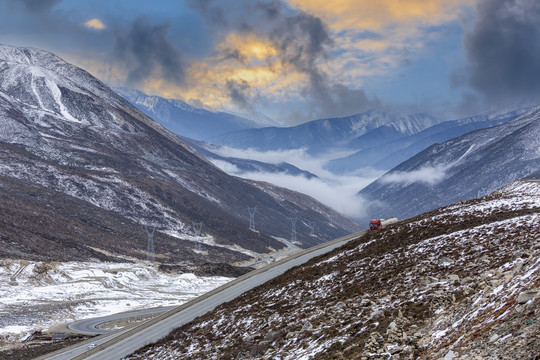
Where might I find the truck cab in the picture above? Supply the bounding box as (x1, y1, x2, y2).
(369, 220, 382, 231)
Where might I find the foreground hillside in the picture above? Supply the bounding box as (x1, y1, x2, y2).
(127, 180, 540, 359)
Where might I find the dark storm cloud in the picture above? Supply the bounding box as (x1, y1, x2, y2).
(114, 18, 185, 87)
(188, 0, 379, 119)
(226, 80, 254, 111)
(463, 0, 540, 103)
(275, 12, 331, 73)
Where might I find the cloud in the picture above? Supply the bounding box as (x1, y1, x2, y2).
(379, 166, 448, 186)
(182, 0, 382, 122)
(226, 79, 254, 111)
(286, 0, 470, 75)
(208, 146, 384, 218)
(84, 19, 106, 30)
(114, 18, 185, 88)
(0, 0, 474, 124)
(236, 171, 370, 218)
(285, 0, 469, 31)
(461, 0, 540, 104)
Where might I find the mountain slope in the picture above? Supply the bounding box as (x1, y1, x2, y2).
(125, 181, 540, 359)
(358, 106, 540, 223)
(0, 44, 360, 263)
(327, 107, 528, 172)
(114, 87, 276, 140)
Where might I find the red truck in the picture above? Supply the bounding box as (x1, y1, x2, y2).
(369, 217, 398, 231)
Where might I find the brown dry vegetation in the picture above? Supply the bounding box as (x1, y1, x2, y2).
(126, 182, 540, 360)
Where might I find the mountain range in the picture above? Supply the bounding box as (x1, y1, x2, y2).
(208, 109, 440, 156)
(115, 84, 539, 231)
(0, 44, 360, 264)
(182, 137, 318, 179)
(359, 106, 540, 222)
(326, 107, 529, 172)
(202, 106, 530, 177)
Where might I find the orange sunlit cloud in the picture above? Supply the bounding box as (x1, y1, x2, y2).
(219, 33, 279, 62)
(84, 18, 106, 30)
(285, 0, 469, 32)
(78, 32, 308, 113)
(143, 33, 306, 111)
(180, 33, 306, 109)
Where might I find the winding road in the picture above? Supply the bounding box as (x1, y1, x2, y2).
(68, 306, 176, 335)
(39, 230, 367, 360)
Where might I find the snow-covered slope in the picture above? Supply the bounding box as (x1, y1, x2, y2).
(327, 107, 528, 172)
(0, 260, 233, 342)
(0, 44, 360, 263)
(358, 106, 540, 223)
(114, 87, 276, 140)
(124, 180, 540, 360)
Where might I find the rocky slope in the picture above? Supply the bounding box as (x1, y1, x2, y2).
(0, 44, 360, 264)
(126, 180, 540, 359)
(359, 106, 540, 224)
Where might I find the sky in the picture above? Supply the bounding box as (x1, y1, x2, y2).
(1, 0, 539, 125)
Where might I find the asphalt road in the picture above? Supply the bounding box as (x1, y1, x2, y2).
(68, 306, 176, 335)
(40, 230, 366, 360)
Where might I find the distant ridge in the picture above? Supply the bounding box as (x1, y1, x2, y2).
(114, 87, 277, 140)
(358, 106, 540, 222)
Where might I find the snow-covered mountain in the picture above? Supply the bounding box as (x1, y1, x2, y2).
(0, 44, 360, 264)
(123, 180, 540, 359)
(327, 107, 529, 172)
(358, 106, 540, 222)
(114, 87, 276, 140)
(207, 107, 528, 179)
(209, 109, 441, 154)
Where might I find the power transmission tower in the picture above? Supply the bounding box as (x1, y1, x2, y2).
(192, 221, 203, 251)
(144, 225, 156, 262)
(307, 221, 315, 236)
(290, 216, 298, 243)
(248, 207, 257, 231)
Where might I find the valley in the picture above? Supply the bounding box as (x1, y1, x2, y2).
(0, 4, 539, 357)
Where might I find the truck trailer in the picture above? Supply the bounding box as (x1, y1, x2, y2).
(369, 217, 398, 231)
